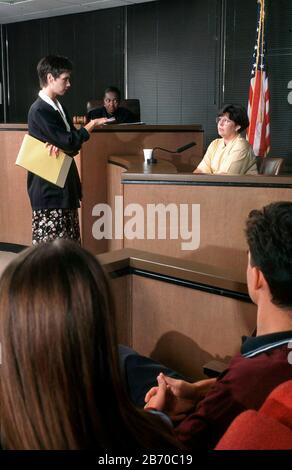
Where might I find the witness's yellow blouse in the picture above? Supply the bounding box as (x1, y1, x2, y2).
(196, 135, 257, 175)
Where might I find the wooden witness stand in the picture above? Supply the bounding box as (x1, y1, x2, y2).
(107, 156, 292, 283)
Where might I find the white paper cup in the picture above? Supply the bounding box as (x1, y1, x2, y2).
(143, 149, 153, 162)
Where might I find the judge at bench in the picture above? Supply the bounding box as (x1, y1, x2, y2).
(87, 86, 136, 124)
(194, 104, 257, 175)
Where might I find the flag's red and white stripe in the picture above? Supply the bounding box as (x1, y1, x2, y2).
(247, 71, 270, 157)
(247, 0, 270, 158)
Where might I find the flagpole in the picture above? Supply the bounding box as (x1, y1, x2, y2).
(247, 0, 270, 157)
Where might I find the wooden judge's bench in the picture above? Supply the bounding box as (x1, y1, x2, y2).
(0, 123, 203, 247)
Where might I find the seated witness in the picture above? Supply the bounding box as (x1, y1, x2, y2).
(194, 104, 257, 175)
(121, 201, 292, 449)
(0, 240, 180, 450)
(87, 86, 136, 124)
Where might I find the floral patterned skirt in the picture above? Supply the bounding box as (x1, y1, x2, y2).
(32, 209, 81, 245)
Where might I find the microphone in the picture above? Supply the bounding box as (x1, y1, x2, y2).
(147, 141, 196, 164)
(176, 142, 196, 153)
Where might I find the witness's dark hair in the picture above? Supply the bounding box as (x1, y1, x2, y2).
(218, 104, 249, 133)
(0, 240, 180, 450)
(104, 86, 121, 101)
(245, 201, 292, 309)
(37, 55, 73, 87)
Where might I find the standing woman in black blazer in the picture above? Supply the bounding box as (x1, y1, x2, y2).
(28, 55, 107, 245)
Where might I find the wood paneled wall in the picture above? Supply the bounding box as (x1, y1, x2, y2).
(101, 249, 257, 380)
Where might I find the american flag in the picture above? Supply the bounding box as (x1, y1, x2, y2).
(247, 0, 270, 157)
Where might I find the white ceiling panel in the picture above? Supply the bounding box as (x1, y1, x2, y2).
(0, 0, 156, 24)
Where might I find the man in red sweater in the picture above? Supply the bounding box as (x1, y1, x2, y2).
(215, 380, 292, 449)
(142, 201, 292, 449)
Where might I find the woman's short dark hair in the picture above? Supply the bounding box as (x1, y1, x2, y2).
(218, 104, 249, 133)
(246, 201, 292, 309)
(104, 86, 121, 101)
(0, 240, 179, 450)
(37, 55, 73, 87)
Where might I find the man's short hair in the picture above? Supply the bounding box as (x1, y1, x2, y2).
(218, 104, 249, 133)
(104, 86, 121, 101)
(246, 201, 292, 309)
(37, 55, 73, 88)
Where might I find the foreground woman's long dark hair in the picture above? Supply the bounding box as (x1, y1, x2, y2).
(0, 240, 180, 450)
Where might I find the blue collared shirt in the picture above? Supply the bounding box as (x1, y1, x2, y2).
(241, 330, 292, 358)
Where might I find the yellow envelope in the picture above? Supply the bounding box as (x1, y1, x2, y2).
(15, 134, 72, 188)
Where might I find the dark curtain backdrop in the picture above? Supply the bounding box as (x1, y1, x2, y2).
(127, 0, 222, 145)
(6, 7, 124, 121)
(0, 25, 7, 122)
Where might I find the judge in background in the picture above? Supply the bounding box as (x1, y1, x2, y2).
(194, 104, 257, 175)
(87, 86, 136, 124)
(28, 55, 108, 245)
